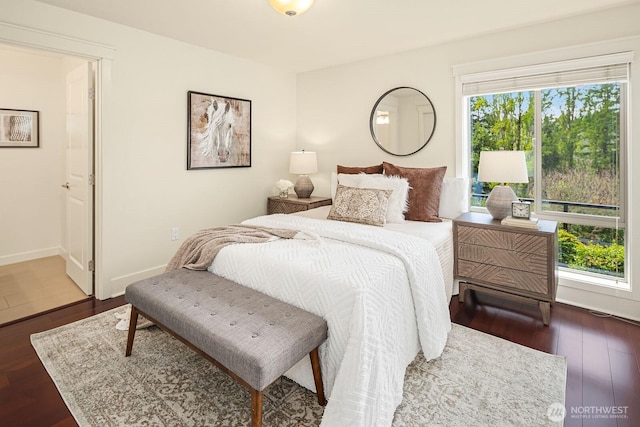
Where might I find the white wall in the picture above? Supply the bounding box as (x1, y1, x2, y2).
(0, 47, 67, 265)
(296, 4, 640, 320)
(1, 0, 298, 298)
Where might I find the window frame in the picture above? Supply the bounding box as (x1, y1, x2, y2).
(455, 52, 632, 286)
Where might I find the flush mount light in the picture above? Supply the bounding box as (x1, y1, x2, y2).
(269, 0, 315, 16)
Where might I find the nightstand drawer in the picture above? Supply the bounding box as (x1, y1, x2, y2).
(457, 260, 549, 297)
(267, 196, 332, 215)
(268, 199, 309, 214)
(457, 226, 547, 255)
(457, 242, 548, 275)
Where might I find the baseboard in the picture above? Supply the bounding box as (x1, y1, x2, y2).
(0, 247, 63, 267)
(105, 265, 166, 300)
(557, 285, 640, 322)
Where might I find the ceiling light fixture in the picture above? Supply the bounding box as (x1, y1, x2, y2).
(269, 0, 315, 17)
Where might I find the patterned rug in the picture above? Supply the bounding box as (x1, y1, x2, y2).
(31, 306, 566, 426)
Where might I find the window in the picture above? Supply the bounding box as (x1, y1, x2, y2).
(459, 53, 631, 285)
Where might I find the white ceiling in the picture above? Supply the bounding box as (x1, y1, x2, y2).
(35, 0, 638, 72)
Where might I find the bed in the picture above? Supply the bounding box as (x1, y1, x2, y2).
(205, 166, 468, 426)
(295, 205, 456, 301)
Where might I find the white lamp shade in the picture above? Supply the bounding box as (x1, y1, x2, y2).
(269, 0, 314, 16)
(289, 151, 318, 175)
(478, 150, 529, 184)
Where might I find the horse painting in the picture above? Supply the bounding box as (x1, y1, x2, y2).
(188, 91, 251, 169)
(198, 100, 235, 163)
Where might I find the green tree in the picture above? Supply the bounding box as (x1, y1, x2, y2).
(581, 83, 620, 173)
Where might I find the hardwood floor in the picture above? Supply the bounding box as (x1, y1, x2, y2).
(0, 295, 126, 427)
(0, 292, 638, 426)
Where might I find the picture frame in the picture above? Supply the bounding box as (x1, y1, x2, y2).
(187, 91, 251, 169)
(0, 109, 39, 148)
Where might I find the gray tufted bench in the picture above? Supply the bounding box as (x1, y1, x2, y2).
(124, 269, 328, 427)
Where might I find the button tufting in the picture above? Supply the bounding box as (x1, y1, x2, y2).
(269, 321, 275, 326)
(211, 295, 217, 298)
(248, 312, 254, 315)
(152, 281, 158, 286)
(285, 313, 291, 317)
(196, 288, 201, 292)
(194, 303, 199, 307)
(210, 312, 217, 316)
(230, 321, 236, 326)
(178, 296, 184, 299)
(251, 333, 258, 338)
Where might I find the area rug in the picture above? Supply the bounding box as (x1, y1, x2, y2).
(31, 306, 566, 426)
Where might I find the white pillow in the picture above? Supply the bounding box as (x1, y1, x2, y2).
(357, 174, 409, 223)
(439, 177, 470, 219)
(331, 172, 384, 199)
(334, 173, 409, 223)
(331, 172, 338, 199)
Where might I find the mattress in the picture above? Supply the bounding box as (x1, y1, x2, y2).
(294, 205, 457, 300)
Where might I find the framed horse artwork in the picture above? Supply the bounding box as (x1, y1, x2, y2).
(187, 91, 251, 169)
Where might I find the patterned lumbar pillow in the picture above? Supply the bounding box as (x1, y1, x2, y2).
(328, 185, 392, 226)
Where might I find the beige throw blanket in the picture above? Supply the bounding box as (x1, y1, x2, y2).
(165, 224, 314, 272)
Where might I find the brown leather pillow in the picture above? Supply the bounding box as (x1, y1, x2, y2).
(382, 162, 447, 222)
(337, 164, 383, 174)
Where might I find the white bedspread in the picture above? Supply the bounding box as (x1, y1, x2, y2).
(208, 214, 451, 426)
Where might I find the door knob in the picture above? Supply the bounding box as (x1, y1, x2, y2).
(61, 182, 70, 189)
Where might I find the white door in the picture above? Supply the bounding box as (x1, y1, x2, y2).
(64, 63, 94, 295)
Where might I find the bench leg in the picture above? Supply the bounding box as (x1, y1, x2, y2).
(251, 389, 263, 427)
(310, 347, 327, 406)
(125, 305, 139, 357)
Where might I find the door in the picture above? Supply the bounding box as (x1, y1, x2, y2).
(64, 63, 94, 295)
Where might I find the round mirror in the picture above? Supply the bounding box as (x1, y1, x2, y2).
(370, 87, 436, 156)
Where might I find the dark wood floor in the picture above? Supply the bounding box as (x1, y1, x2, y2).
(0, 296, 127, 427)
(1, 292, 638, 426)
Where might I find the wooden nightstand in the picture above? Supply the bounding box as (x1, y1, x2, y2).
(267, 195, 332, 215)
(453, 212, 558, 325)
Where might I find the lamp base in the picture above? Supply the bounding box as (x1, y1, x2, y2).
(294, 175, 314, 198)
(486, 185, 519, 220)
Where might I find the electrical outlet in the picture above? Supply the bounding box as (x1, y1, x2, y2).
(171, 227, 179, 241)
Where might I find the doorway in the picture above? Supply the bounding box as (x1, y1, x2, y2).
(0, 44, 95, 325)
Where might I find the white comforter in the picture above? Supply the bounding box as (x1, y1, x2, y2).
(208, 214, 451, 426)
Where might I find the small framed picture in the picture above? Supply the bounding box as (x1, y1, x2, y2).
(187, 91, 251, 170)
(0, 109, 39, 148)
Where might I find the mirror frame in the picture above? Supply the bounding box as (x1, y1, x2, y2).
(369, 86, 437, 156)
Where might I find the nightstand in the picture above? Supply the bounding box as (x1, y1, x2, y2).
(267, 195, 332, 215)
(453, 212, 558, 325)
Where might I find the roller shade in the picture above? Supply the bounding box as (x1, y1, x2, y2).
(461, 52, 632, 96)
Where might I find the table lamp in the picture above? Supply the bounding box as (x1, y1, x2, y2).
(478, 150, 529, 220)
(289, 150, 318, 198)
